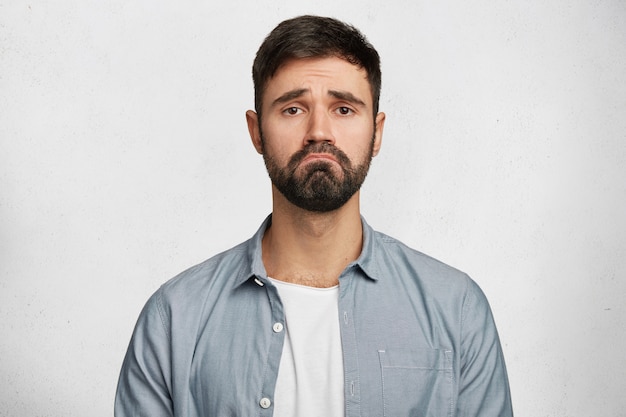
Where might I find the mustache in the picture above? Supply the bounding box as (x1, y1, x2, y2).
(288, 142, 352, 168)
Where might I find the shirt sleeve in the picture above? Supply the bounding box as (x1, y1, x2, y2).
(457, 278, 513, 416)
(114, 290, 174, 417)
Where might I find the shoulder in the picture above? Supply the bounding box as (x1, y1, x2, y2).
(128, 238, 259, 351)
(370, 230, 495, 326)
(370, 229, 478, 301)
(153, 239, 253, 311)
(373, 230, 467, 281)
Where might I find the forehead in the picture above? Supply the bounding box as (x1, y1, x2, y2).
(263, 57, 372, 107)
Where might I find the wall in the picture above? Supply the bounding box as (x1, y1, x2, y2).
(1, 1, 625, 415)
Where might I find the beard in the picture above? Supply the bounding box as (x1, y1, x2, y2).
(262, 138, 374, 213)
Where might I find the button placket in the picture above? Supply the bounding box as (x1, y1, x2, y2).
(257, 279, 283, 415)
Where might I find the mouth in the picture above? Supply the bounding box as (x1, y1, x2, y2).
(301, 153, 339, 165)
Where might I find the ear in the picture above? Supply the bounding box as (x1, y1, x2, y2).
(372, 112, 385, 157)
(246, 110, 263, 154)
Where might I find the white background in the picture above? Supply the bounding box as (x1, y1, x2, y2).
(1, 1, 625, 416)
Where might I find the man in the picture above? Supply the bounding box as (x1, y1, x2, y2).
(115, 15, 513, 417)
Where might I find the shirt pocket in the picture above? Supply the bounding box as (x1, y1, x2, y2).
(378, 348, 454, 417)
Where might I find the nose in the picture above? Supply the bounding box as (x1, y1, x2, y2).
(305, 108, 335, 145)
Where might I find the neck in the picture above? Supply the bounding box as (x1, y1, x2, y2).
(262, 189, 363, 288)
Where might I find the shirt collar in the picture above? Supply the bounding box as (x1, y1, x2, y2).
(235, 214, 381, 287)
(353, 216, 381, 281)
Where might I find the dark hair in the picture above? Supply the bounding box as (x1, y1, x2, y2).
(252, 15, 382, 117)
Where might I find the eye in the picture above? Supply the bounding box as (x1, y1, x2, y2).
(336, 106, 353, 115)
(283, 107, 302, 116)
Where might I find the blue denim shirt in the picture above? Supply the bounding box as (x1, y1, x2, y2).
(115, 216, 513, 416)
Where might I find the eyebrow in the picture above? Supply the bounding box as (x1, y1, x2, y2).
(271, 88, 308, 107)
(328, 90, 367, 107)
(270, 88, 367, 108)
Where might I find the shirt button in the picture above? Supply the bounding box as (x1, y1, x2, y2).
(272, 322, 284, 333)
(259, 397, 271, 409)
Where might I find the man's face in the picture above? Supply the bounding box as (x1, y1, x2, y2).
(247, 56, 385, 212)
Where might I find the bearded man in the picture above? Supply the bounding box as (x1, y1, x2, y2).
(115, 15, 513, 417)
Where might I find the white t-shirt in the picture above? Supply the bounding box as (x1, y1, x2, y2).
(269, 278, 345, 417)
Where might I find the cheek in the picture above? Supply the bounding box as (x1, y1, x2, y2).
(261, 123, 292, 151)
(336, 124, 375, 151)
(261, 134, 294, 164)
